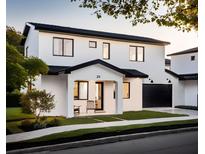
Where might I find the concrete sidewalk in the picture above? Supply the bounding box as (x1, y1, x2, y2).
(6, 115, 197, 143)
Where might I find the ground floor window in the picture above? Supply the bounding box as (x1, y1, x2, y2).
(123, 82, 130, 99)
(74, 81, 88, 100)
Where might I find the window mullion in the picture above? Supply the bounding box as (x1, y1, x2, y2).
(136, 47, 138, 61)
(62, 39, 64, 56)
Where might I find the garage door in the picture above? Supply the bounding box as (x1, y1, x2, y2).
(143, 84, 172, 107)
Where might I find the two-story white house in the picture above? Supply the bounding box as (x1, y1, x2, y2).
(166, 47, 198, 107)
(22, 22, 176, 118)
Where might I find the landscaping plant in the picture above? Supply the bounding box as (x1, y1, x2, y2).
(21, 89, 55, 128)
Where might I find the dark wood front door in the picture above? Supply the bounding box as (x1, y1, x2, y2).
(95, 82, 104, 110)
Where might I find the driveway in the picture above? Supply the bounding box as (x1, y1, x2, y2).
(145, 107, 198, 117)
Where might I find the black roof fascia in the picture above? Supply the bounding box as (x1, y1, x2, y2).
(22, 22, 170, 46)
(167, 47, 198, 56)
(165, 69, 198, 80)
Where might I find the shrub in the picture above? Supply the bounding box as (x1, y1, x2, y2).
(21, 89, 55, 123)
(20, 119, 34, 131)
(47, 118, 60, 127)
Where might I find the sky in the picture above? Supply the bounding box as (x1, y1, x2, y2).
(6, 0, 198, 55)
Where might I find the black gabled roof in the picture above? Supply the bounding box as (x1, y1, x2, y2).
(48, 59, 148, 78)
(165, 69, 198, 80)
(21, 22, 170, 46)
(122, 69, 148, 78)
(167, 47, 198, 56)
(48, 66, 70, 75)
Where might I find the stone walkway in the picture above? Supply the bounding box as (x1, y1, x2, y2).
(7, 115, 197, 143)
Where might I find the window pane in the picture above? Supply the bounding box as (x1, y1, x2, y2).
(123, 83, 130, 98)
(103, 43, 110, 59)
(129, 46, 136, 61)
(89, 41, 97, 48)
(137, 47, 144, 61)
(74, 82, 79, 99)
(54, 38, 63, 55)
(79, 82, 88, 99)
(64, 39, 73, 56)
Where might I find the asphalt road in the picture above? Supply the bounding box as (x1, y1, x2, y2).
(38, 131, 198, 154)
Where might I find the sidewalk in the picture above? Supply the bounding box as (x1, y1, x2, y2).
(6, 115, 198, 143)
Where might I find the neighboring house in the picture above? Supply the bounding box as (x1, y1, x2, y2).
(166, 47, 198, 107)
(22, 22, 175, 118)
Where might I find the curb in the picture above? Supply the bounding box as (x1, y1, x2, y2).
(7, 127, 198, 154)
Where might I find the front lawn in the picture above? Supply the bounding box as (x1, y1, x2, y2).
(6, 107, 187, 134)
(7, 119, 198, 150)
(6, 107, 34, 121)
(113, 110, 186, 120)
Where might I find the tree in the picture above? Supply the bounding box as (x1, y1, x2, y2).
(21, 89, 55, 123)
(6, 26, 24, 54)
(22, 57, 48, 91)
(6, 43, 27, 92)
(72, 0, 198, 32)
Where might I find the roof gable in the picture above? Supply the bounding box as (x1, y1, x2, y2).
(48, 59, 148, 78)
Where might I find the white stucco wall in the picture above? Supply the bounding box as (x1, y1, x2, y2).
(24, 25, 39, 57)
(123, 78, 143, 111)
(37, 31, 168, 84)
(40, 75, 68, 116)
(170, 53, 198, 74)
(184, 80, 198, 106)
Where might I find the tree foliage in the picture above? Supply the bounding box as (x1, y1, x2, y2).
(6, 26, 49, 92)
(21, 89, 55, 123)
(6, 43, 27, 92)
(22, 57, 48, 91)
(72, 0, 198, 32)
(6, 26, 24, 54)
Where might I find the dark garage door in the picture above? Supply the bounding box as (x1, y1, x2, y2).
(143, 84, 172, 107)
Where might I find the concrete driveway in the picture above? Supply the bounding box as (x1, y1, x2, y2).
(145, 107, 198, 117)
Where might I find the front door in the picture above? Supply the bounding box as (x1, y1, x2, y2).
(95, 82, 104, 110)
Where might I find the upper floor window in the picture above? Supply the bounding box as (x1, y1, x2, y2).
(89, 41, 97, 48)
(53, 37, 73, 57)
(129, 46, 144, 62)
(123, 82, 130, 99)
(103, 42, 110, 59)
(191, 56, 195, 61)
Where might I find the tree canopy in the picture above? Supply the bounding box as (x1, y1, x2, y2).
(23, 57, 48, 91)
(6, 43, 27, 92)
(73, 0, 198, 32)
(6, 26, 48, 92)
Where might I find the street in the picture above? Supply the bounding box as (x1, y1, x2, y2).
(39, 130, 198, 154)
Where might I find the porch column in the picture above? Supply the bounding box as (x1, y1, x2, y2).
(67, 75, 74, 118)
(115, 81, 123, 114)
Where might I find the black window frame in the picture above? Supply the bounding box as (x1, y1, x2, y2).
(53, 37, 74, 57)
(74, 81, 89, 100)
(129, 46, 145, 62)
(25, 46, 28, 57)
(89, 41, 97, 48)
(191, 55, 195, 61)
(102, 42, 110, 59)
(123, 82, 130, 99)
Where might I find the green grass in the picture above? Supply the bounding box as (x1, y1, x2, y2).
(113, 110, 186, 120)
(20, 119, 198, 143)
(6, 108, 34, 121)
(6, 107, 187, 134)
